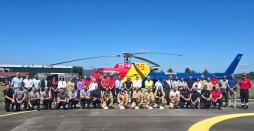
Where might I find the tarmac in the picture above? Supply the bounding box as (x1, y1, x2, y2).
(0, 103, 253, 131)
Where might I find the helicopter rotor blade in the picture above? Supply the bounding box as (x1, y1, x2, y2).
(133, 52, 182, 56)
(49, 55, 119, 66)
(132, 56, 160, 67)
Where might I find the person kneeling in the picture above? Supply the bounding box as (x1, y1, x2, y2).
(55, 88, 68, 110)
(91, 86, 102, 109)
(169, 87, 180, 109)
(102, 87, 113, 109)
(180, 85, 191, 108)
(154, 86, 165, 109)
(80, 88, 91, 109)
(210, 86, 223, 109)
(144, 89, 154, 110)
(41, 87, 52, 110)
(131, 87, 143, 110)
(118, 88, 128, 110)
(28, 87, 40, 111)
(68, 89, 78, 109)
(200, 85, 211, 109)
(190, 87, 201, 109)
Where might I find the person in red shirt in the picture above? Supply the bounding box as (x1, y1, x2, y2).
(83, 76, 91, 89)
(101, 74, 109, 91)
(210, 75, 219, 87)
(210, 86, 222, 109)
(108, 75, 116, 102)
(239, 73, 253, 109)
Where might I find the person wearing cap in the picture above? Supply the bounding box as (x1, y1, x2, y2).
(210, 86, 222, 109)
(102, 87, 113, 109)
(210, 75, 219, 87)
(131, 87, 143, 109)
(219, 75, 229, 107)
(41, 87, 52, 110)
(144, 88, 155, 109)
(144, 76, 154, 92)
(118, 88, 128, 110)
(11, 72, 23, 91)
(180, 85, 191, 108)
(154, 86, 165, 109)
(200, 85, 211, 109)
(28, 87, 40, 111)
(228, 74, 238, 108)
(190, 87, 201, 109)
(169, 86, 180, 109)
(239, 73, 253, 109)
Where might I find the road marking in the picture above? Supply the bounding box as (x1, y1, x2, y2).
(188, 113, 254, 131)
(0, 110, 37, 118)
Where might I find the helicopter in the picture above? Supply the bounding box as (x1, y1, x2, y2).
(49, 52, 182, 81)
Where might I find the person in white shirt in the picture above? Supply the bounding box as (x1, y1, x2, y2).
(178, 77, 187, 90)
(171, 76, 179, 90)
(155, 79, 163, 90)
(133, 76, 142, 89)
(89, 78, 98, 92)
(23, 74, 33, 91)
(192, 78, 202, 93)
(115, 76, 124, 97)
(32, 74, 41, 91)
(58, 76, 67, 90)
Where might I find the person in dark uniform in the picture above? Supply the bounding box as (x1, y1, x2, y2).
(91, 86, 102, 109)
(190, 87, 201, 109)
(180, 85, 191, 108)
(124, 77, 133, 103)
(187, 76, 195, 91)
(41, 87, 52, 110)
(55, 88, 68, 110)
(28, 87, 40, 111)
(200, 85, 211, 109)
(3, 84, 15, 112)
(163, 77, 171, 105)
(15, 83, 27, 111)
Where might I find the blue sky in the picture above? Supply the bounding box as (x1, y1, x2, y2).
(0, 0, 253, 73)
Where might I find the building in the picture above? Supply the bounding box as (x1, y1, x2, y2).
(0, 64, 76, 83)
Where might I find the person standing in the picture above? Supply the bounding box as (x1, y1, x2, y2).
(133, 76, 142, 89)
(228, 74, 238, 108)
(32, 74, 41, 91)
(154, 79, 163, 90)
(108, 75, 116, 100)
(66, 77, 75, 93)
(178, 77, 187, 91)
(186, 76, 195, 91)
(50, 77, 58, 104)
(219, 75, 229, 107)
(115, 76, 124, 99)
(144, 76, 153, 93)
(23, 74, 33, 92)
(164, 76, 172, 105)
(101, 74, 109, 91)
(11, 72, 23, 91)
(239, 74, 253, 109)
(3, 84, 15, 112)
(210, 75, 219, 87)
(40, 74, 50, 92)
(58, 76, 67, 90)
(124, 77, 133, 103)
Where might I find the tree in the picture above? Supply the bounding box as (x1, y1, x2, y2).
(167, 68, 173, 73)
(72, 66, 84, 77)
(203, 69, 209, 74)
(184, 67, 191, 74)
(190, 70, 196, 74)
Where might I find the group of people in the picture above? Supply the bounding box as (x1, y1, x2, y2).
(2, 72, 253, 112)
